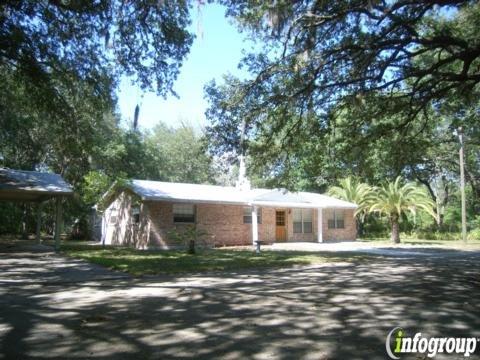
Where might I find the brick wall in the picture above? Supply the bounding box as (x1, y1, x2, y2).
(147, 203, 356, 247)
(146, 202, 277, 248)
(107, 199, 357, 248)
(196, 204, 276, 246)
(322, 208, 357, 241)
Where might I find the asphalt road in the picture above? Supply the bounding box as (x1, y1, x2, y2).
(0, 242, 479, 359)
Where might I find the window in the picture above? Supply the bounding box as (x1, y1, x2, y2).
(243, 207, 262, 224)
(335, 210, 344, 229)
(173, 204, 195, 223)
(303, 209, 313, 233)
(131, 206, 140, 224)
(328, 209, 345, 229)
(293, 209, 302, 233)
(293, 209, 313, 233)
(276, 211, 285, 226)
(109, 207, 117, 224)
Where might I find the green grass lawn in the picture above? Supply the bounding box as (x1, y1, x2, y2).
(61, 244, 374, 276)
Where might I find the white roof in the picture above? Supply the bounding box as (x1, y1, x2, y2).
(0, 168, 73, 201)
(129, 180, 357, 209)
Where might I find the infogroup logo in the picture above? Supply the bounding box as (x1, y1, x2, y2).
(386, 327, 479, 359)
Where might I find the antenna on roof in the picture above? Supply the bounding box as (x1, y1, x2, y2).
(236, 120, 251, 191)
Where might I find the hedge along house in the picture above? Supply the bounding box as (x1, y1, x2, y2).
(97, 177, 358, 249)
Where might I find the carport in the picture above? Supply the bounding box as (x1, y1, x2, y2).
(0, 168, 73, 250)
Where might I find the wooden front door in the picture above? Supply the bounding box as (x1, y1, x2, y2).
(275, 210, 287, 242)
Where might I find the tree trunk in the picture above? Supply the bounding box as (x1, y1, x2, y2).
(356, 219, 364, 238)
(391, 215, 400, 244)
(435, 193, 441, 228)
(437, 213, 444, 231)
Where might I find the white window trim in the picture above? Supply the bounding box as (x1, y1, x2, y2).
(328, 209, 345, 229)
(293, 209, 313, 234)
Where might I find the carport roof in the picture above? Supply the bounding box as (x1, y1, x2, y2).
(0, 168, 73, 202)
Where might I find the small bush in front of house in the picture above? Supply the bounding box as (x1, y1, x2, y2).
(167, 226, 209, 254)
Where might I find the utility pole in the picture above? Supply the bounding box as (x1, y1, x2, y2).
(458, 127, 467, 243)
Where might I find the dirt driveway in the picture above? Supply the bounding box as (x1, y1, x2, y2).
(0, 242, 479, 359)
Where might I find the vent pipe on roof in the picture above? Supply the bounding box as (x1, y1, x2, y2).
(235, 120, 251, 191)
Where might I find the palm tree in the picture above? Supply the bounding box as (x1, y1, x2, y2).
(369, 177, 436, 244)
(328, 177, 374, 236)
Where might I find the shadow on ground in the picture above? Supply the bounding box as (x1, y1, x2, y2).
(0, 241, 479, 359)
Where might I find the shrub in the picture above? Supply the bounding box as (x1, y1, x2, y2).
(167, 226, 210, 254)
(467, 228, 480, 241)
(359, 232, 390, 240)
(470, 216, 480, 230)
(400, 231, 461, 241)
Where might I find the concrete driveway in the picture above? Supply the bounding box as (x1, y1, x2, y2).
(0, 242, 479, 359)
(270, 241, 480, 257)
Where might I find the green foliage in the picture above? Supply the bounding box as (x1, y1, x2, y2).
(0, 1, 206, 239)
(219, 0, 480, 123)
(328, 177, 374, 236)
(0, 204, 24, 234)
(328, 177, 373, 220)
(146, 122, 215, 183)
(167, 226, 210, 254)
(80, 171, 112, 207)
(369, 177, 436, 220)
(470, 215, 480, 230)
(443, 205, 462, 232)
(1, 1, 193, 100)
(401, 231, 462, 241)
(2, 1, 478, 243)
(368, 177, 436, 243)
(467, 228, 480, 241)
(205, 0, 480, 238)
(327, 177, 441, 241)
(0, 65, 117, 176)
(1, 119, 218, 238)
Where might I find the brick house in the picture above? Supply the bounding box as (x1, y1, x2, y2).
(97, 179, 358, 248)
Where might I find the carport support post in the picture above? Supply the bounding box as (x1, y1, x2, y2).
(317, 208, 323, 243)
(54, 196, 63, 251)
(35, 201, 44, 244)
(251, 205, 258, 246)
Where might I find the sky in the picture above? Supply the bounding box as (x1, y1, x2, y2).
(117, 4, 254, 130)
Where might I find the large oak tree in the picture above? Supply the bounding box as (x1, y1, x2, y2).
(206, 1, 479, 179)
